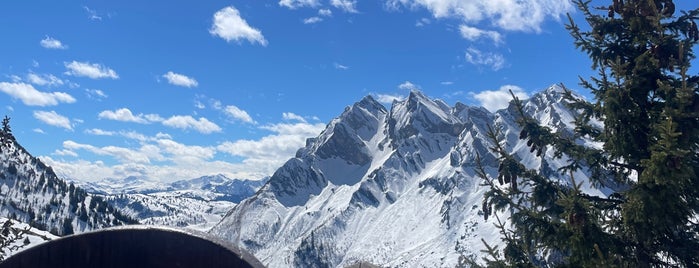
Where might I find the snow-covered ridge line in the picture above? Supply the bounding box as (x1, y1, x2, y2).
(211, 85, 597, 267)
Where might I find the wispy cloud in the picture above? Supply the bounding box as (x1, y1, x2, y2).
(460, 25, 502, 45)
(282, 112, 307, 123)
(162, 115, 222, 134)
(472, 85, 528, 112)
(223, 105, 255, 124)
(39, 36, 68, 49)
(279, 0, 320, 9)
(26, 73, 64, 87)
(385, 0, 571, 32)
(398, 81, 420, 91)
(464, 47, 505, 71)
(334, 63, 349, 70)
(85, 89, 108, 100)
(162, 71, 198, 88)
(85, 128, 115, 136)
(98, 108, 161, 124)
(0, 82, 75, 106)
(415, 18, 430, 27)
(34, 110, 73, 130)
(319, 9, 332, 16)
(64, 61, 119, 79)
(303, 17, 323, 24)
(331, 0, 358, 13)
(63, 140, 156, 164)
(374, 93, 404, 104)
(210, 6, 268, 46)
(83, 6, 103, 21)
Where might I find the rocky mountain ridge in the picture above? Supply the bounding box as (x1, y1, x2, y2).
(210, 86, 607, 267)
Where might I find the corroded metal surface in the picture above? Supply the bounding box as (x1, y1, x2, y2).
(1, 225, 263, 268)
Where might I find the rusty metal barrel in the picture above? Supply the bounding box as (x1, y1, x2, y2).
(1, 225, 263, 268)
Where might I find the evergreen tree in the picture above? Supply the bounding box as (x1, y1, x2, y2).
(0, 116, 13, 150)
(479, 0, 699, 267)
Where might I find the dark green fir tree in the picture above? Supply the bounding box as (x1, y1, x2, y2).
(477, 0, 699, 267)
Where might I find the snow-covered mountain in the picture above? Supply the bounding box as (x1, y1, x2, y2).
(0, 137, 137, 237)
(76, 175, 267, 231)
(0, 217, 58, 261)
(81, 174, 266, 203)
(210, 86, 602, 267)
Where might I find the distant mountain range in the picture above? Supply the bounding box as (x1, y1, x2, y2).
(210, 86, 608, 267)
(79, 174, 267, 203)
(74, 174, 268, 231)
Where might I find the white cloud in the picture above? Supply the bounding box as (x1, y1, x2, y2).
(26, 73, 65, 87)
(41, 121, 325, 182)
(85, 128, 115, 136)
(303, 17, 323, 24)
(162, 71, 198, 88)
(34, 110, 73, 130)
(319, 9, 333, 16)
(334, 63, 349, 70)
(279, 0, 320, 9)
(224, 105, 255, 124)
(374, 93, 405, 104)
(472, 85, 528, 112)
(145, 114, 164, 122)
(283, 112, 307, 123)
(85, 89, 108, 100)
(416, 18, 431, 27)
(0, 82, 76, 106)
(64, 61, 119, 79)
(331, 0, 358, 13)
(459, 25, 502, 44)
(441, 81, 454, 85)
(33, 128, 45, 134)
(218, 122, 325, 170)
(54, 149, 78, 157)
(465, 47, 505, 71)
(162, 115, 222, 134)
(39, 36, 68, 49)
(398, 81, 420, 91)
(210, 6, 268, 46)
(83, 6, 102, 21)
(157, 139, 216, 163)
(98, 108, 159, 124)
(194, 100, 206, 109)
(63, 140, 154, 164)
(386, 0, 571, 32)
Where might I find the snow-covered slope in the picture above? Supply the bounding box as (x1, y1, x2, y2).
(0, 217, 58, 261)
(76, 175, 267, 231)
(210, 86, 596, 267)
(0, 137, 137, 237)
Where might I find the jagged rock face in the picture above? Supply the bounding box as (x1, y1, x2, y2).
(211, 86, 601, 267)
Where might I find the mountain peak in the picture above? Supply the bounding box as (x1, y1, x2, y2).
(356, 95, 387, 115)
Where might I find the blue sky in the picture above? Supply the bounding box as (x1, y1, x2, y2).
(1, 1, 693, 182)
